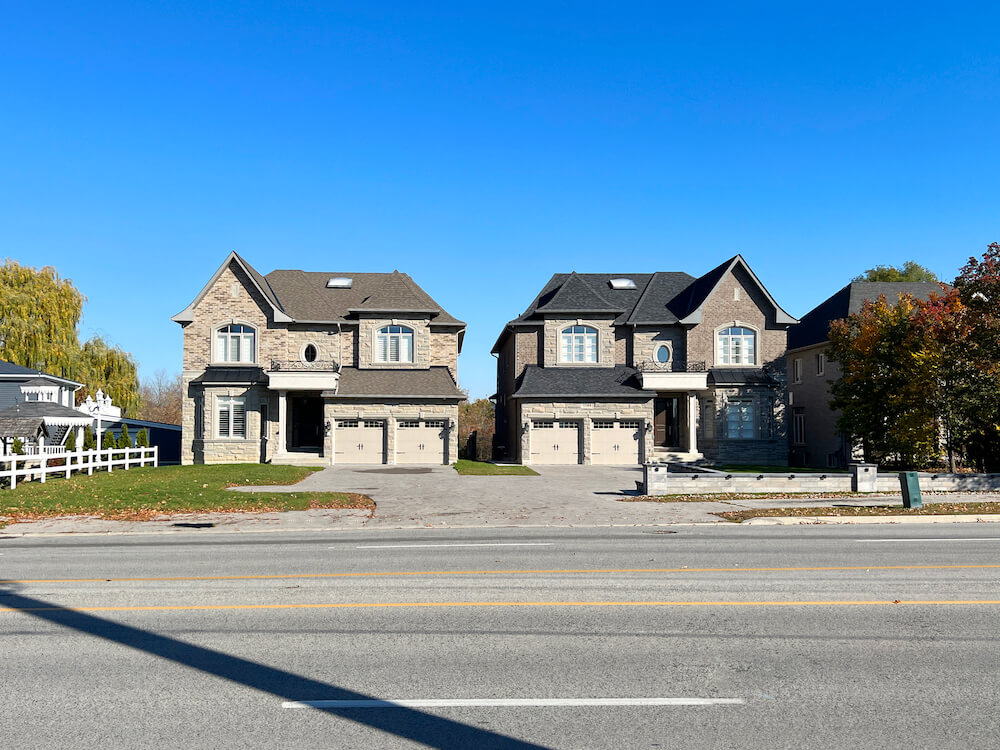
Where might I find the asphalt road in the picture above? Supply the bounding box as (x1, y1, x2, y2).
(2, 525, 999, 749)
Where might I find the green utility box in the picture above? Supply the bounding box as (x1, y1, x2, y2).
(900, 472, 922, 509)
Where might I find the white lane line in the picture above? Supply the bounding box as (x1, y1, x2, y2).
(856, 538, 1000, 542)
(282, 697, 745, 709)
(347, 543, 555, 550)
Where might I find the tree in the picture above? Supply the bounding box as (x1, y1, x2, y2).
(828, 294, 939, 467)
(11, 438, 24, 455)
(135, 428, 150, 448)
(82, 425, 96, 451)
(0, 260, 143, 414)
(458, 397, 495, 461)
(139, 370, 183, 424)
(117, 426, 132, 449)
(101, 429, 116, 450)
(65, 429, 77, 452)
(852, 261, 938, 283)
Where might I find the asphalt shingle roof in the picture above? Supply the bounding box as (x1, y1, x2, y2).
(512, 365, 648, 398)
(0, 401, 91, 421)
(0, 416, 48, 438)
(789, 281, 943, 350)
(335, 367, 464, 399)
(535, 273, 623, 313)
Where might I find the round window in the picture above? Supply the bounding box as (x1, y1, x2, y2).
(655, 345, 671, 364)
(303, 344, 318, 363)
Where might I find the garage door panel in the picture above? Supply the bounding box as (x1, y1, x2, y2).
(335, 420, 385, 464)
(591, 420, 641, 465)
(396, 420, 447, 464)
(530, 420, 580, 465)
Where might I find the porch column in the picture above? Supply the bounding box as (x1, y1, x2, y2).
(687, 392, 698, 454)
(277, 390, 287, 455)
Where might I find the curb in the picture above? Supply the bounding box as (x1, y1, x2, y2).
(742, 514, 1000, 525)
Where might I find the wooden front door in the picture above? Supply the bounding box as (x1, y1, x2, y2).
(653, 397, 680, 448)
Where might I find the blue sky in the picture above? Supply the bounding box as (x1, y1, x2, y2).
(3, 2, 998, 398)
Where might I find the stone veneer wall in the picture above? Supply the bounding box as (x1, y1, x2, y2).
(429, 329, 460, 380)
(518, 399, 655, 464)
(698, 385, 787, 466)
(356, 316, 432, 370)
(184, 384, 272, 464)
(542, 317, 617, 368)
(323, 400, 459, 464)
(631, 326, 687, 369)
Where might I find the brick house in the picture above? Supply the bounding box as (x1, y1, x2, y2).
(492, 256, 798, 466)
(173, 253, 465, 465)
(787, 281, 940, 468)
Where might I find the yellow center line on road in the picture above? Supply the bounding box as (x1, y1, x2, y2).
(2, 599, 1000, 614)
(3, 563, 1000, 585)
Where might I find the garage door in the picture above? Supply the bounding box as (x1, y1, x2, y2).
(529, 420, 580, 464)
(396, 419, 447, 464)
(591, 419, 642, 465)
(334, 419, 385, 464)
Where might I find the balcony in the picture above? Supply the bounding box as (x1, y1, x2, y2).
(266, 359, 341, 391)
(636, 360, 709, 392)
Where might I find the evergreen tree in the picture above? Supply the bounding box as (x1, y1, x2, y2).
(135, 428, 150, 448)
(101, 429, 116, 450)
(11, 438, 24, 455)
(117, 426, 133, 449)
(83, 425, 96, 450)
(65, 429, 77, 452)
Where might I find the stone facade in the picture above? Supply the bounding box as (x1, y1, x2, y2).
(542, 317, 617, 368)
(631, 326, 687, 369)
(698, 385, 787, 466)
(179, 258, 462, 465)
(519, 399, 655, 464)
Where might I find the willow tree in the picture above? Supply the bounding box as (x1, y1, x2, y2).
(0, 260, 143, 415)
(0, 260, 84, 378)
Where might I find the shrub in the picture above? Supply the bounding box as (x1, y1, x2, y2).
(65, 430, 77, 452)
(11, 438, 24, 455)
(83, 425, 96, 450)
(118, 426, 133, 449)
(101, 429, 116, 450)
(135, 428, 150, 448)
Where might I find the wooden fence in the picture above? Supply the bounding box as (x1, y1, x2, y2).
(1, 446, 159, 489)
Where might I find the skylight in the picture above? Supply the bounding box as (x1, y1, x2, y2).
(326, 277, 353, 289)
(608, 278, 636, 290)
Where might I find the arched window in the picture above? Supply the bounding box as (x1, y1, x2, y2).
(717, 326, 756, 366)
(216, 324, 256, 363)
(560, 325, 598, 363)
(376, 325, 414, 363)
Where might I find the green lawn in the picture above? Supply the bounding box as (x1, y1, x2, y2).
(0, 464, 373, 525)
(452, 460, 539, 476)
(712, 464, 849, 474)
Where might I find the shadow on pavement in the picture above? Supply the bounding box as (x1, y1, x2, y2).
(0, 586, 546, 750)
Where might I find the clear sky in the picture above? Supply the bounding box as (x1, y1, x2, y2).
(3, 3, 998, 398)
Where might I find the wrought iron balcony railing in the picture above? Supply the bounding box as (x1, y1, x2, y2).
(269, 359, 340, 372)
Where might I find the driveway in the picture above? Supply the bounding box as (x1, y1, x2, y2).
(247, 464, 727, 527)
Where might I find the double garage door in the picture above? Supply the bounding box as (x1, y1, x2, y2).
(334, 419, 447, 464)
(529, 419, 641, 465)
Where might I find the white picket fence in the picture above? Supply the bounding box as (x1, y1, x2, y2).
(1, 446, 159, 489)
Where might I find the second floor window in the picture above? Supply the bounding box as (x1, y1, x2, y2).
(717, 326, 756, 366)
(216, 324, 256, 363)
(560, 325, 598, 363)
(376, 325, 414, 363)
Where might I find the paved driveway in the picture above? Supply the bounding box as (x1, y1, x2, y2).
(266, 464, 724, 527)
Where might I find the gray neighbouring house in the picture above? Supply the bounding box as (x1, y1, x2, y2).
(0, 362, 91, 449)
(492, 255, 798, 466)
(173, 253, 466, 465)
(786, 281, 942, 469)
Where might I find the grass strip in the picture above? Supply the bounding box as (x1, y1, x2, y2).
(452, 460, 539, 476)
(0, 464, 373, 525)
(716, 501, 1000, 523)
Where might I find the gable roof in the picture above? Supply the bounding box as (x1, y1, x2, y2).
(512, 365, 648, 398)
(171, 252, 291, 324)
(789, 281, 944, 350)
(172, 254, 464, 328)
(626, 272, 702, 324)
(669, 255, 798, 325)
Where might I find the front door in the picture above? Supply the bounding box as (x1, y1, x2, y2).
(653, 397, 680, 448)
(288, 396, 323, 451)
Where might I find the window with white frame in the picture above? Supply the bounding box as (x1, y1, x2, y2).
(717, 326, 756, 366)
(217, 397, 247, 439)
(726, 399, 755, 440)
(216, 324, 256, 364)
(560, 325, 598, 363)
(815, 352, 825, 376)
(792, 357, 803, 384)
(376, 325, 414, 363)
